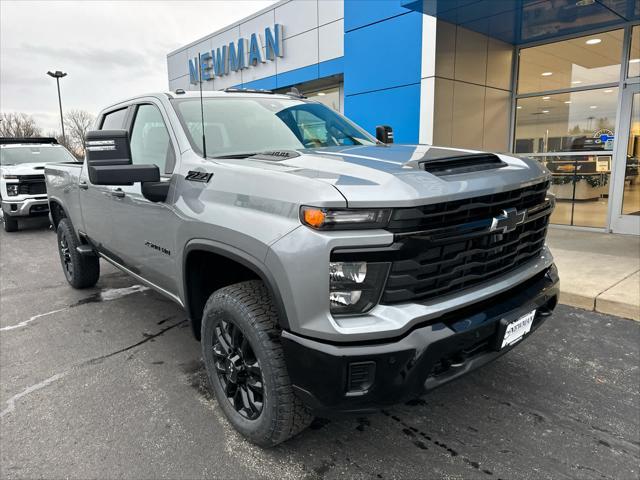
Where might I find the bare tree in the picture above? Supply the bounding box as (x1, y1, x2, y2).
(45, 129, 75, 155)
(64, 109, 95, 158)
(0, 112, 42, 137)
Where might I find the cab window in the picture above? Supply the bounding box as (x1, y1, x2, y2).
(100, 108, 127, 130)
(129, 104, 175, 174)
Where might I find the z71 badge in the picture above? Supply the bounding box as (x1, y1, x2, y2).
(186, 171, 213, 183)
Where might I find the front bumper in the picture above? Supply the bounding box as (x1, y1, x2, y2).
(1, 197, 49, 217)
(281, 264, 559, 414)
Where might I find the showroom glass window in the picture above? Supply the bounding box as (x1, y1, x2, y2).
(514, 29, 624, 228)
(629, 25, 640, 78)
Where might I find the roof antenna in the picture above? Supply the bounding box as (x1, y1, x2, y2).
(197, 52, 207, 158)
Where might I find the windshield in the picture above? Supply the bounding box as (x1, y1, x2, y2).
(172, 97, 376, 157)
(0, 145, 76, 166)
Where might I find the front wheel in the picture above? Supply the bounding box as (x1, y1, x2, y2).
(201, 280, 313, 447)
(56, 218, 100, 288)
(2, 215, 18, 232)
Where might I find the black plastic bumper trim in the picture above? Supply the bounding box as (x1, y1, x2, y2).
(281, 265, 559, 414)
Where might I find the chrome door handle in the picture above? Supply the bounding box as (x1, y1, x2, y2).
(79, 181, 89, 190)
(111, 188, 125, 198)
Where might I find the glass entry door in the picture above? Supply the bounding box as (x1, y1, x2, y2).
(610, 84, 640, 234)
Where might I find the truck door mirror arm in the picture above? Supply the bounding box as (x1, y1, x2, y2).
(141, 181, 170, 202)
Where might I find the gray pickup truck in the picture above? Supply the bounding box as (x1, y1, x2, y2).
(45, 89, 559, 447)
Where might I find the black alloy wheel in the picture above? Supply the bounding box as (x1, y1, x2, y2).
(212, 318, 264, 420)
(59, 234, 74, 279)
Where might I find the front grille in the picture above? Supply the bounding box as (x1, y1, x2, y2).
(17, 175, 46, 195)
(381, 181, 552, 304)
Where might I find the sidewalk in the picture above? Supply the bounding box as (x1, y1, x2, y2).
(546, 227, 640, 321)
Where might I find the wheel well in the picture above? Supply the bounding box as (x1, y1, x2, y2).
(49, 201, 66, 229)
(185, 250, 262, 340)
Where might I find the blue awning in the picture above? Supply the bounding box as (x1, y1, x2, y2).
(401, 0, 639, 45)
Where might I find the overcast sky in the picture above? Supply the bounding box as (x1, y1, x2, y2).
(0, 0, 277, 133)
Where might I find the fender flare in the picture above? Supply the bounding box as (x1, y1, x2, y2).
(47, 196, 72, 231)
(182, 239, 291, 331)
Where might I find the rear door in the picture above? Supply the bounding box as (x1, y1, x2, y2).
(108, 100, 180, 295)
(80, 107, 129, 251)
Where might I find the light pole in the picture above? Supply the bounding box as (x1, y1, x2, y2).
(47, 70, 67, 142)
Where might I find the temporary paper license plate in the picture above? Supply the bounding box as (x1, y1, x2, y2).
(500, 310, 536, 349)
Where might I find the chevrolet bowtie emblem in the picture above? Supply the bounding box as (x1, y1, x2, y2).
(490, 208, 527, 233)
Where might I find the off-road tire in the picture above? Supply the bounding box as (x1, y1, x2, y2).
(2, 214, 18, 232)
(56, 218, 100, 289)
(201, 280, 313, 447)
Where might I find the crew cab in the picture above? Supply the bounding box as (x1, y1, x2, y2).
(45, 90, 559, 447)
(1, 137, 77, 232)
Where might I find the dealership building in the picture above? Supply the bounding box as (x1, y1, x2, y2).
(167, 0, 639, 235)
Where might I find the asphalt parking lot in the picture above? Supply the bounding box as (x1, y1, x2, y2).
(1, 219, 639, 480)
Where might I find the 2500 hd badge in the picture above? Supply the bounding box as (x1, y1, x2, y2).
(45, 90, 559, 447)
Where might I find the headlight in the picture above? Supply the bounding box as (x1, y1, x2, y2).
(6, 184, 19, 196)
(329, 261, 390, 315)
(301, 206, 391, 230)
(2, 174, 18, 180)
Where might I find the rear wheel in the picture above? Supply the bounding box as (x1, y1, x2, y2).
(56, 218, 100, 288)
(201, 280, 313, 447)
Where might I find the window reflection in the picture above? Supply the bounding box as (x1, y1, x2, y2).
(515, 88, 618, 229)
(622, 92, 640, 216)
(515, 88, 618, 154)
(305, 86, 341, 112)
(518, 29, 624, 94)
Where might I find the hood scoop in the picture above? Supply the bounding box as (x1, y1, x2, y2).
(33, 166, 45, 170)
(250, 150, 300, 161)
(419, 153, 507, 177)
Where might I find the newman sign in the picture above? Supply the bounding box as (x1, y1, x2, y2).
(189, 24, 284, 84)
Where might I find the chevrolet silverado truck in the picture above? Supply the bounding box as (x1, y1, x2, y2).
(45, 90, 559, 447)
(1, 137, 77, 231)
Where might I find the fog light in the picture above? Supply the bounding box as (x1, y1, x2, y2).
(330, 290, 362, 307)
(330, 262, 367, 284)
(329, 261, 390, 315)
(6, 184, 19, 196)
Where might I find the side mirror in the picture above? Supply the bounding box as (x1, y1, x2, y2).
(375, 125, 394, 144)
(85, 130, 132, 167)
(84, 129, 160, 186)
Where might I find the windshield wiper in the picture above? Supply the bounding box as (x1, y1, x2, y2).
(212, 152, 262, 159)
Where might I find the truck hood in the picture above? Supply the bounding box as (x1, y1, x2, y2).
(0, 162, 48, 176)
(224, 144, 550, 207)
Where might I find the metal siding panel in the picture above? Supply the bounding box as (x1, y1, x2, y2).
(344, 0, 410, 32)
(344, 83, 421, 143)
(276, 64, 319, 88)
(276, 29, 319, 74)
(319, 19, 344, 62)
(167, 49, 189, 81)
(344, 12, 422, 96)
(318, 0, 344, 25)
(275, 0, 318, 38)
(318, 56, 344, 77)
(169, 75, 191, 91)
(242, 75, 278, 90)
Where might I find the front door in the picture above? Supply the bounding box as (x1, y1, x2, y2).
(108, 101, 181, 295)
(81, 107, 131, 249)
(610, 84, 640, 234)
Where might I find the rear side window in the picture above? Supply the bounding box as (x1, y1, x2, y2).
(129, 104, 175, 174)
(100, 108, 127, 130)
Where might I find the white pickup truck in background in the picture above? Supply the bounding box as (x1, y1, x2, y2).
(0, 137, 78, 232)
